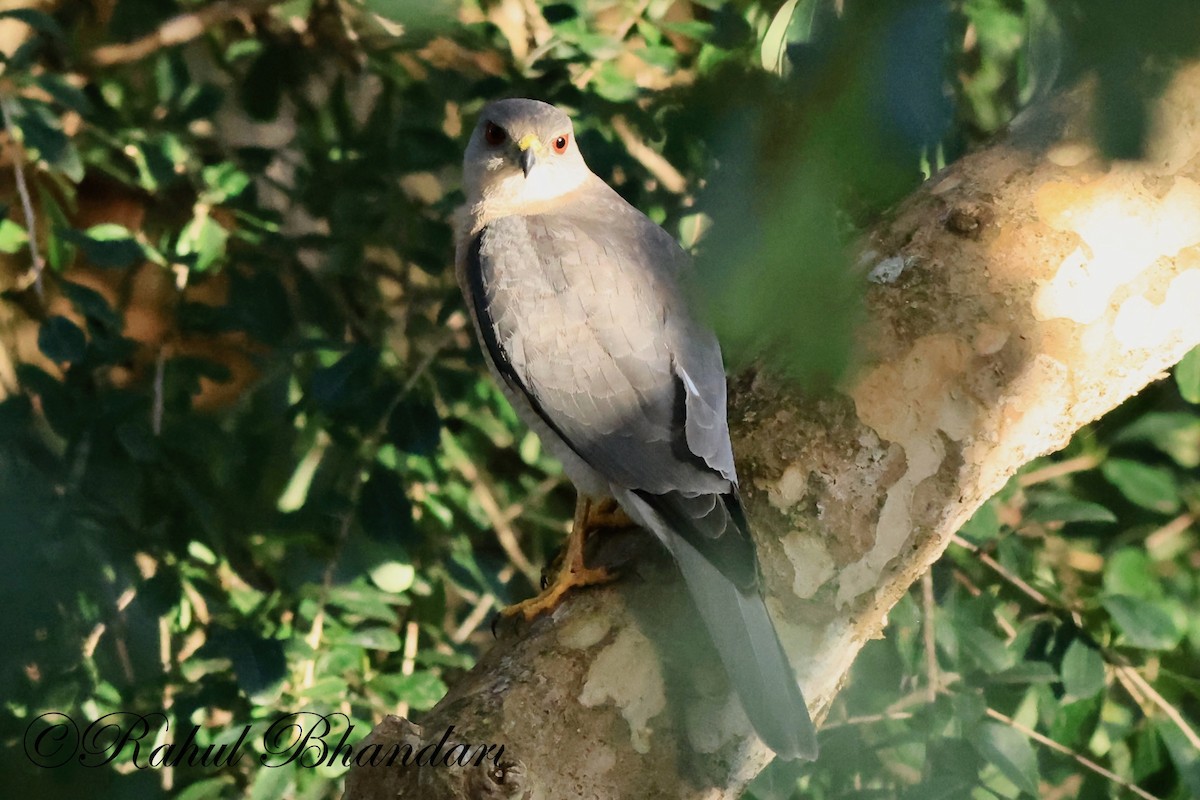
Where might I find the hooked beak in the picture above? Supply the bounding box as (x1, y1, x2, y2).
(517, 134, 541, 177)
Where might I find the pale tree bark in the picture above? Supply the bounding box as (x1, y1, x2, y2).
(344, 62, 1200, 800)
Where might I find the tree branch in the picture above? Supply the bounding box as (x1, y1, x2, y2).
(345, 63, 1200, 799)
(1, 96, 45, 300)
(90, 0, 285, 67)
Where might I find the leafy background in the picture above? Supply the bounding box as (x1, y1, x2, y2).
(0, 1, 1197, 798)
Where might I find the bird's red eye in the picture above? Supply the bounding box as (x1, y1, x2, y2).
(484, 122, 507, 146)
(553, 134, 569, 154)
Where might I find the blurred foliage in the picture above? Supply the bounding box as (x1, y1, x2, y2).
(0, 1, 1195, 798)
(750, 358, 1200, 800)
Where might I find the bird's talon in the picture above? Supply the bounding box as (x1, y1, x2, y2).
(498, 562, 615, 622)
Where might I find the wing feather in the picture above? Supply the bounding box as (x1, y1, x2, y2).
(469, 212, 727, 496)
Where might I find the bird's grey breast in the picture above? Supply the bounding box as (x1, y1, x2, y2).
(471, 207, 736, 495)
(476, 213, 675, 436)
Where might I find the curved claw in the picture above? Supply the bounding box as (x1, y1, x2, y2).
(494, 495, 622, 623)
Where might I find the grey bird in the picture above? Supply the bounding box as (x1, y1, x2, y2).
(455, 98, 817, 761)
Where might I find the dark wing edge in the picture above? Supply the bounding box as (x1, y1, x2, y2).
(464, 229, 590, 469)
(632, 486, 758, 591)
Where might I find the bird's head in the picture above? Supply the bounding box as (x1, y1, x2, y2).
(463, 98, 590, 208)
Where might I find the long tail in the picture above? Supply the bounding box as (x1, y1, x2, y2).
(619, 490, 818, 761)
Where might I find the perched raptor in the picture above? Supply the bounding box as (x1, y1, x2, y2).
(455, 98, 817, 761)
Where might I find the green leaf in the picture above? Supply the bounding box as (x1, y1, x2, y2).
(188, 540, 218, 565)
(116, 421, 159, 463)
(1158, 719, 1200, 797)
(958, 625, 1016, 673)
(1102, 595, 1183, 650)
(901, 777, 980, 800)
(0, 218, 28, 253)
(989, 662, 1059, 685)
(592, 62, 639, 103)
(0, 8, 64, 39)
(174, 777, 236, 800)
(33, 73, 92, 114)
(1060, 639, 1106, 700)
(9, 100, 67, 164)
(959, 498, 1001, 541)
(130, 135, 187, 191)
(239, 44, 289, 121)
(201, 163, 251, 203)
(972, 721, 1039, 796)
(38, 187, 74, 271)
(1048, 697, 1100, 748)
(225, 631, 286, 700)
(326, 583, 400, 623)
(363, 0, 456, 30)
(518, 431, 541, 465)
(1114, 411, 1200, 468)
(37, 315, 86, 364)
(761, 0, 818, 74)
(309, 346, 378, 413)
(387, 396, 440, 454)
(1024, 491, 1116, 525)
(1100, 458, 1181, 514)
(337, 627, 402, 652)
(369, 561, 415, 594)
(248, 759, 295, 799)
(659, 20, 714, 42)
(60, 280, 122, 331)
(371, 671, 447, 711)
(359, 465, 414, 543)
(57, 224, 145, 269)
(1103, 548, 1159, 600)
(176, 211, 229, 272)
(1130, 725, 1167, 783)
(1176, 345, 1200, 404)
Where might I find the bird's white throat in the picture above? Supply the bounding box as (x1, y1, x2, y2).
(473, 162, 590, 217)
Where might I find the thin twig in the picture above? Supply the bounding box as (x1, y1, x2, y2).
(886, 687, 943, 716)
(500, 475, 564, 524)
(301, 510, 354, 690)
(91, 0, 286, 67)
(518, 0, 554, 52)
(0, 338, 19, 400)
(955, 534, 1200, 762)
(1114, 665, 1200, 752)
(395, 620, 420, 719)
(921, 570, 939, 702)
(81, 586, 138, 659)
(611, 115, 688, 195)
(401, 329, 455, 395)
(1145, 512, 1195, 553)
(443, 432, 540, 585)
(1, 96, 45, 300)
(1018, 453, 1101, 487)
(451, 594, 495, 644)
(985, 706, 1162, 800)
(951, 534, 1052, 607)
(821, 711, 915, 730)
(159, 614, 175, 793)
(152, 348, 166, 435)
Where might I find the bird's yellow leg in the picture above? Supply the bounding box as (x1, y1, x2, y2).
(501, 496, 619, 621)
(585, 497, 634, 530)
